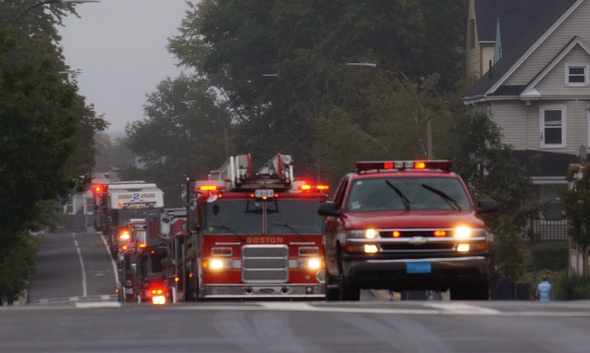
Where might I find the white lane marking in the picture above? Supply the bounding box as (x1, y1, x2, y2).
(423, 303, 501, 315)
(170, 302, 590, 317)
(98, 232, 119, 287)
(75, 302, 121, 309)
(73, 233, 88, 297)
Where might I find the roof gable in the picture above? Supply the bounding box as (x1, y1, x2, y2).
(464, 0, 580, 102)
(521, 36, 590, 98)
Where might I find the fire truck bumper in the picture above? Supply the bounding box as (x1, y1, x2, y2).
(201, 284, 326, 299)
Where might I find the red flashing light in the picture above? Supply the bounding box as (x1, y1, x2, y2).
(138, 244, 147, 249)
(434, 230, 447, 237)
(301, 184, 312, 191)
(356, 160, 452, 172)
(200, 185, 218, 191)
(316, 185, 330, 191)
(392, 231, 401, 238)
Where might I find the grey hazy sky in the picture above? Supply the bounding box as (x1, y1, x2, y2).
(59, 0, 190, 136)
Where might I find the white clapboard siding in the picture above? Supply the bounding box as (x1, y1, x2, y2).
(506, 1, 590, 85)
(536, 46, 590, 95)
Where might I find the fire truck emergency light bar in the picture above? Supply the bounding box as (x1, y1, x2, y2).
(356, 160, 452, 172)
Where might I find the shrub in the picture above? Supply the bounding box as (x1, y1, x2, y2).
(531, 242, 568, 271)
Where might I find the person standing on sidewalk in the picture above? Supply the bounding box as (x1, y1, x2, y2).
(535, 274, 554, 301)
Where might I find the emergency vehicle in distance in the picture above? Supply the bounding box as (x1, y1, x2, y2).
(318, 160, 498, 300)
(183, 153, 329, 300)
(91, 181, 164, 256)
(118, 209, 185, 305)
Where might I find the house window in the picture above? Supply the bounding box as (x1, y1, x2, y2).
(469, 19, 475, 49)
(64, 198, 74, 215)
(540, 105, 566, 148)
(565, 63, 589, 86)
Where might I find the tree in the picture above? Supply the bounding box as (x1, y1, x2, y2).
(448, 110, 542, 279)
(0, 2, 108, 304)
(123, 74, 231, 206)
(560, 163, 590, 297)
(168, 0, 469, 180)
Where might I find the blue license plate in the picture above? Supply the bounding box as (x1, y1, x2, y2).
(406, 262, 432, 274)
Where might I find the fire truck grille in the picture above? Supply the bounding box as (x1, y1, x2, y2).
(242, 245, 289, 283)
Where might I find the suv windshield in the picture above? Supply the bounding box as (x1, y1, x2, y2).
(346, 177, 472, 212)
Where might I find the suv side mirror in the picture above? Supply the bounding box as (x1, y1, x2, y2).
(476, 199, 498, 214)
(318, 202, 341, 217)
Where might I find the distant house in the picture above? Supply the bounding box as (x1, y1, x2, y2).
(59, 172, 119, 232)
(463, 0, 589, 241)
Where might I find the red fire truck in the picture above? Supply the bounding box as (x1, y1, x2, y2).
(129, 210, 169, 304)
(183, 153, 329, 300)
(117, 218, 145, 302)
(91, 181, 164, 256)
(158, 208, 187, 303)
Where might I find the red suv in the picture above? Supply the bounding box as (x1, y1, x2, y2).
(318, 160, 497, 300)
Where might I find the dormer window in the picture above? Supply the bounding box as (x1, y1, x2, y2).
(565, 63, 589, 86)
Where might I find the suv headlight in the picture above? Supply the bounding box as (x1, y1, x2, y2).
(347, 229, 379, 239)
(453, 227, 486, 239)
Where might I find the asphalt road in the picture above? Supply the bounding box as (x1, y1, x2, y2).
(3, 301, 590, 352)
(27, 231, 118, 305)
(3, 232, 589, 353)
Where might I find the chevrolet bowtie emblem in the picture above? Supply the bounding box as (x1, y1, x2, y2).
(408, 236, 427, 245)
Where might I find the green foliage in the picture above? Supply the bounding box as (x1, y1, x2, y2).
(0, 2, 107, 302)
(123, 75, 230, 206)
(166, 0, 468, 183)
(448, 110, 542, 279)
(560, 164, 590, 253)
(0, 231, 40, 305)
(531, 242, 569, 271)
(554, 273, 590, 300)
(520, 270, 590, 300)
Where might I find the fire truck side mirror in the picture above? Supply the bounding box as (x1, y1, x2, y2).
(317, 202, 341, 217)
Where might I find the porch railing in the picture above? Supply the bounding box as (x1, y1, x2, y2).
(525, 218, 569, 241)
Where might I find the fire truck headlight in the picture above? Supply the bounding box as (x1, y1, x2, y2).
(454, 227, 471, 239)
(152, 296, 166, 305)
(120, 232, 130, 241)
(209, 258, 232, 270)
(210, 259, 225, 270)
(307, 258, 321, 270)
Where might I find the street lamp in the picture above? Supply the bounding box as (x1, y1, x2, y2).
(347, 62, 433, 159)
(12, 0, 100, 30)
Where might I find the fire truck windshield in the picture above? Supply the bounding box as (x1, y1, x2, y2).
(266, 199, 324, 235)
(112, 209, 156, 226)
(203, 199, 325, 235)
(140, 252, 165, 276)
(346, 177, 472, 212)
